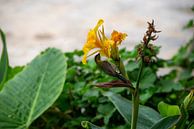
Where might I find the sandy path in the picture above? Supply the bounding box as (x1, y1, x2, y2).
(0, 0, 193, 66)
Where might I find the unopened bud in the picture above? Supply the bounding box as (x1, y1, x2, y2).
(144, 56, 150, 63)
(183, 90, 194, 110)
(96, 80, 134, 91)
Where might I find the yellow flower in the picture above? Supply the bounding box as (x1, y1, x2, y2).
(82, 19, 127, 64)
(82, 19, 104, 64)
(111, 30, 127, 45)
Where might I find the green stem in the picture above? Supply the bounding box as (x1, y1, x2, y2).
(136, 61, 144, 90)
(131, 60, 144, 129)
(114, 56, 144, 129)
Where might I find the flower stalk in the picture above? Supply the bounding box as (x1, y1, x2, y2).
(82, 19, 160, 129)
(130, 20, 160, 129)
(131, 60, 144, 129)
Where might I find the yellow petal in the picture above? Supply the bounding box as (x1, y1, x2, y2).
(82, 19, 104, 64)
(83, 30, 98, 56)
(111, 30, 127, 44)
(87, 30, 96, 42)
(94, 19, 104, 31)
(100, 39, 114, 58)
(82, 54, 87, 64)
(82, 50, 99, 64)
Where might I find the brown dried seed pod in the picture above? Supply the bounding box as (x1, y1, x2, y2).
(144, 56, 150, 63)
(143, 35, 147, 43)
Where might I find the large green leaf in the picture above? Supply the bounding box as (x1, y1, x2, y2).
(7, 66, 24, 82)
(150, 115, 179, 129)
(0, 29, 9, 90)
(104, 92, 161, 129)
(0, 48, 67, 129)
(158, 101, 181, 117)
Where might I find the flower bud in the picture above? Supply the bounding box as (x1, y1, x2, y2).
(183, 90, 194, 110)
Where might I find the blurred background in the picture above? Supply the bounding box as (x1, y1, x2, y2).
(0, 0, 193, 66)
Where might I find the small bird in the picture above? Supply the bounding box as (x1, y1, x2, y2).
(94, 54, 128, 83)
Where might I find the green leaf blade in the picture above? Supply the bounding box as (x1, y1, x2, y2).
(151, 115, 179, 129)
(158, 101, 181, 117)
(0, 48, 67, 129)
(0, 29, 9, 90)
(104, 92, 161, 129)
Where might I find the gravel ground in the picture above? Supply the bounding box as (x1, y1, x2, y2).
(0, 0, 193, 66)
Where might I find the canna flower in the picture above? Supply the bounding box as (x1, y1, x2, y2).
(111, 30, 127, 45)
(82, 19, 127, 64)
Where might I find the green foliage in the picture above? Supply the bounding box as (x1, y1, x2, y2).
(184, 19, 194, 29)
(150, 115, 179, 129)
(139, 68, 156, 89)
(158, 101, 181, 117)
(28, 41, 193, 128)
(0, 39, 188, 129)
(0, 48, 67, 129)
(7, 66, 24, 81)
(81, 121, 104, 129)
(189, 125, 194, 129)
(0, 29, 9, 90)
(104, 92, 161, 129)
